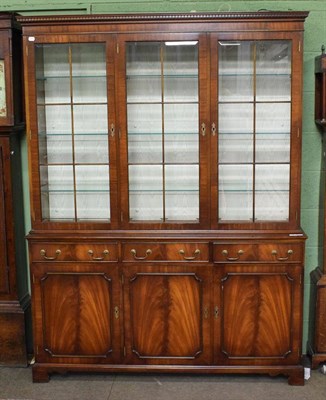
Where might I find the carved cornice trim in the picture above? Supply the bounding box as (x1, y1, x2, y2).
(17, 11, 309, 25)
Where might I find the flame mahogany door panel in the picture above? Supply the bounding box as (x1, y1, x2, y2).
(123, 265, 211, 365)
(32, 263, 121, 364)
(214, 264, 303, 365)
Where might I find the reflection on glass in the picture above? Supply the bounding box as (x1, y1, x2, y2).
(35, 43, 109, 222)
(126, 41, 199, 222)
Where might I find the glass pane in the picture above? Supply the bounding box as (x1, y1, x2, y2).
(40, 44, 70, 77)
(255, 164, 289, 220)
(128, 104, 162, 135)
(219, 103, 253, 163)
(219, 164, 253, 221)
(128, 133, 162, 164)
(127, 76, 161, 103)
(40, 165, 75, 220)
(45, 135, 73, 164)
(72, 43, 106, 76)
(256, 41, 291, 101)
(126, 42, 161, 76)
(43, 77, 70, 104)
(76, 193, 110, 221)
(129, 165, 163, 221)
(45, 105, 72, 134)
(164, 42, 198, 103)
(75, 165, 110, 221)
(256, 133, 290, 163)
(165, 165, 199, 221)
(74, 104, 108, 134)
(74, 134, 108, 164)
(218, 41, 253, 102)
(73, 77, 107, 103)
(75, 165, 110, 192)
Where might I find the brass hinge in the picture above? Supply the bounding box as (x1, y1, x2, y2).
(29, 129, 32, 141)
(299, 41, 301, 53)
(116, 43, 119, 54)
(297, 127, 300, 138)
(25, 45, 28, 57)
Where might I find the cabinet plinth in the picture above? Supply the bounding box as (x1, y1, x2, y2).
(18, 11, 308, 384)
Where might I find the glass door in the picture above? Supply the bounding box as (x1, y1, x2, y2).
(34, 42, 113, 224)
(215, 39, 292, 224)
(120, 35, 209, 228)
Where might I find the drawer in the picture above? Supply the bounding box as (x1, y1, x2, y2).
(122, 243, 164, 262)
(257, 243, 303, 262)
(166, 243, 209, 262)
(213, 244, 257, 262)
(122, 242, 209, 262)
(30, 243, 118, 262)
(213, 242, 303, 263)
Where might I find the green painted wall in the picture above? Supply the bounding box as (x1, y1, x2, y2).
(1, 0, 326, 353)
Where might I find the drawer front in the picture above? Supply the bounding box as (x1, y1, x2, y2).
(213, 244, 257, 263)
(258, 243, 303, 262)
(30, 243, 118, 262)
(166, 243, 209, 262)
(213, 243, 303, 263)
(122, 243, 164, 262)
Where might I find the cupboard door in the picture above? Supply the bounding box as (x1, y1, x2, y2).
(214, 265, 302, 365)
(210, 33, 303, 229)
(118, 34, 209, 229)
(27, 37, 118, 229)
(123, 265, 211, 364)
(32, 264, 121, 363)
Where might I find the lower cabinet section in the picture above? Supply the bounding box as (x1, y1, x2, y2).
(29, 239, 305, 385)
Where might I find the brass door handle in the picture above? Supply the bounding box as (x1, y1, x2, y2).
(222, 249, 244, 261)
(131, 248, 152, 260)
(40, 249, 61, 261)
(271, 249, 293, 261)
(179, 249, 201, 260)
(88, 249, 109, 261)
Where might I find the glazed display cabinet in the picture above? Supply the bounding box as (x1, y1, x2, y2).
(18, 11, 308, 384)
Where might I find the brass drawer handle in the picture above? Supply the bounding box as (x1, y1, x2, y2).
(271, 249, 293, 261)
(222, 249, 244, 261)
(179, 249, 201, 261)
(88, 249, 109, 261)
(40, 249, 61, 261)
(131, 248, 152, 260)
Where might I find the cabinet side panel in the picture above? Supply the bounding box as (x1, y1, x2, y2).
(0, 140, 9, 293)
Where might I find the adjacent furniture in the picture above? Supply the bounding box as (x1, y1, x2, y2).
(311, 46, 326, 369)
(18, 11, 308, 384)
(0, 13, 30, 366)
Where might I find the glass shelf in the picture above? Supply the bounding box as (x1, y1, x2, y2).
(37, 75, 107, 80)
